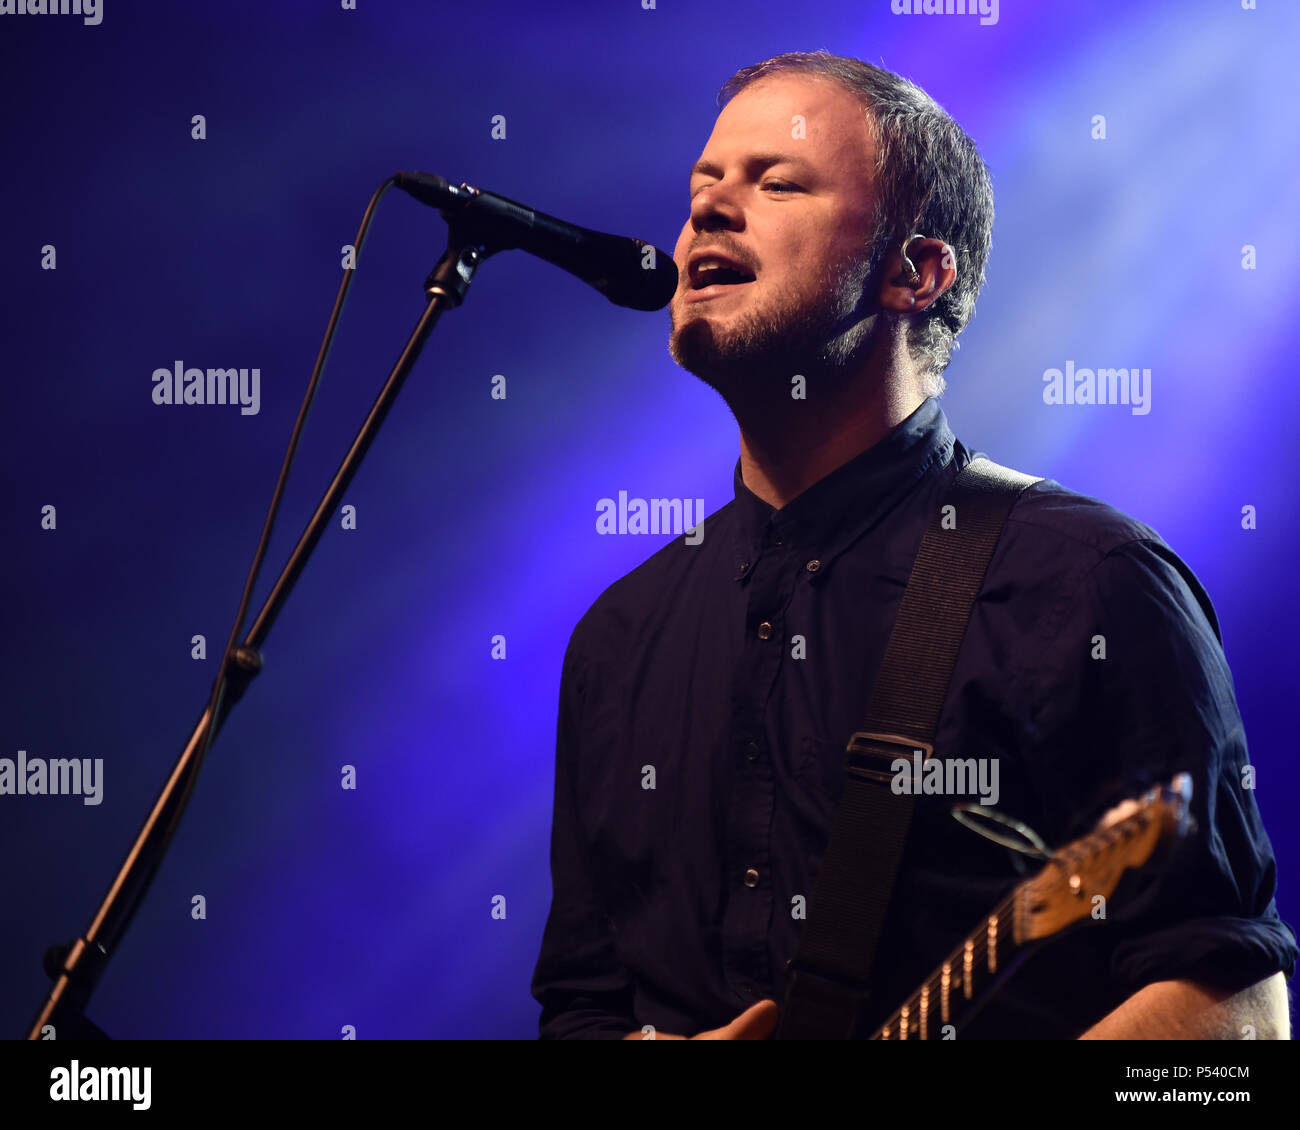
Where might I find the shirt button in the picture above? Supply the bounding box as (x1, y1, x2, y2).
(757, 621, 774, 640)
(745, 741, 760, 762)
(738, 561, 751, 575)
(805, 559, 822, 573)
(743, 869, 760, 888)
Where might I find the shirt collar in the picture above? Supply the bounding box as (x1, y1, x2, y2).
(730, 396, 956, 579)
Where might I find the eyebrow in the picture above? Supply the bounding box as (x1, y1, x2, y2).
(689, 152, 816, 182)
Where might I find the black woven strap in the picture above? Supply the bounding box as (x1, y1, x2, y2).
(775, 456, 1043, 1039)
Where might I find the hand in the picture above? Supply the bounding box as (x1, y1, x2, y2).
(622, 999, 780, 1040)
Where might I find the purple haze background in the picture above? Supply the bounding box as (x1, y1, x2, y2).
(1, 0, 1295, 1038)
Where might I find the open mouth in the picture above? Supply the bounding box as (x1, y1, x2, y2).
(690, 265, 755, 290)
(686, 259, 757, 301)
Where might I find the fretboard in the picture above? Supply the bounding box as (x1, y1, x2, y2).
(869, 890, 1023, 1040)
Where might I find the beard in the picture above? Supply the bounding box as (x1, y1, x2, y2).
(668, 247, 884, 408)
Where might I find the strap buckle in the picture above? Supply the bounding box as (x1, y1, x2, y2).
(844, 731, 935, 785)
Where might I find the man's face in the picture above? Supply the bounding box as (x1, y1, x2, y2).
(668, 73, 881, 398)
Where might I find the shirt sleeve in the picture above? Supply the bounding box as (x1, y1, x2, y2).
(530, 618, 638, 1039)
(1029, 536, 1296, 1001)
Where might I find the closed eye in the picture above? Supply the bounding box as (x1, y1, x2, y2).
(690, 180, 804, 200)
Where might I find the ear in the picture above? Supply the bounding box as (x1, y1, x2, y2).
(875, 238, 958, 316)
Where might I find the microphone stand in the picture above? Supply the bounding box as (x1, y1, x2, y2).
(26, 222, 496, 1040)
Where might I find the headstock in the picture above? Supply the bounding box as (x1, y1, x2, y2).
(1014, 774, 1194, 943)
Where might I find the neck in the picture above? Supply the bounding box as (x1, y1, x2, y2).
(736, 347, 927, 510)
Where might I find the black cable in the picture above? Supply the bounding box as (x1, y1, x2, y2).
(157, 177, 397, 886)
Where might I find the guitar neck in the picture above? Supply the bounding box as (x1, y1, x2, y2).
(863, 777, 1189, 1040)
(869, 888, 1028, 1040)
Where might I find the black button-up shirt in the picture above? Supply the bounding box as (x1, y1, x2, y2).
(531, 397, 1296, 1038)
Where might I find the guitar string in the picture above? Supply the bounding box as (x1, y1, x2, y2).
(872, 810, 1161, 1037)
(873, 889, 1022, 1037)
(873, 844, 1144, 1036)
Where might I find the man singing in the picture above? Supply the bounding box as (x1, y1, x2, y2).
(531, 51, 1294, 1039)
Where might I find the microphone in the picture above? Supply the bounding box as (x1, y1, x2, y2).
(394, 171, 678, 312)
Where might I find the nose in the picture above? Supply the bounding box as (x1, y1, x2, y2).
(689, 179, 744, 235)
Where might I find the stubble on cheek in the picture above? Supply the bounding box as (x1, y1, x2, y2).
(668, 240, 876, 384)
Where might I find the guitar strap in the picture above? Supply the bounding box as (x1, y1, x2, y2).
(775, 455, 1043, 1040)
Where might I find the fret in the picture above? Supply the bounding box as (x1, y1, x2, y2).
(862, 775, 1190, 1043)
(870, 905, 1016, 1039)
(869, 896, 1026, 1040)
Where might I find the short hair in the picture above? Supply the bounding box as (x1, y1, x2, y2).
(717, 51, 995, 396)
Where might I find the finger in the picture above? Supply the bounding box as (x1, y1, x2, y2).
(723, 999, 780, 1040)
